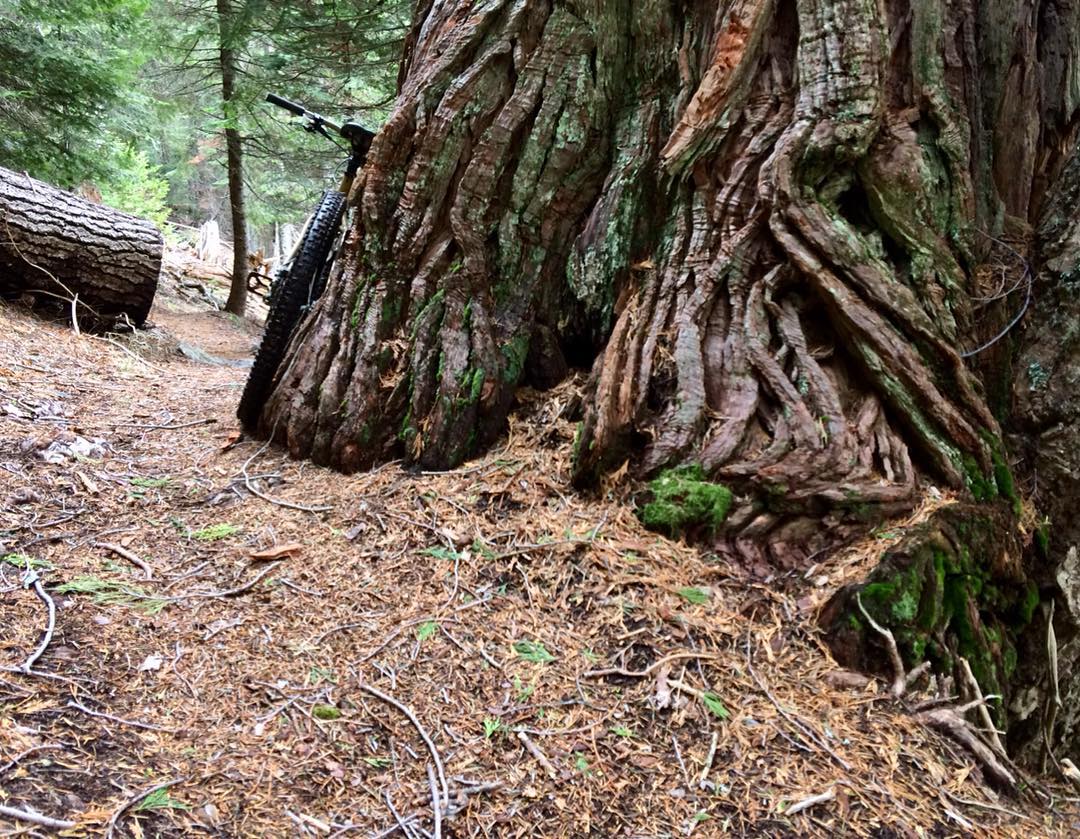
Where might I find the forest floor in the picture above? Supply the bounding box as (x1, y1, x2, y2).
(1, 276, 1079, 838)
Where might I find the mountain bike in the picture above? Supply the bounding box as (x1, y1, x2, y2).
(237, 93, 375, 428)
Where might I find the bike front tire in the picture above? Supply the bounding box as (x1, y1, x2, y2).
(237, 190, 347, 429)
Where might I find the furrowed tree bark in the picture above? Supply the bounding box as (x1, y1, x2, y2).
(0, 165, 162, 325)
(217, 0, 248, 318)
(261, 0, 1078, 543)
(253, 0, 1080, 760)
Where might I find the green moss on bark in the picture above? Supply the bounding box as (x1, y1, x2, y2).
(500, 335, 529, 384)
(822, 504, 1033, 728)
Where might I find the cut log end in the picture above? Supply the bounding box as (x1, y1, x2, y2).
(0, 166, 163, 327)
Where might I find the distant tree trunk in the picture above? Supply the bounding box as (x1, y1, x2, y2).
(0, 166, 162, 325)
(217, 0, 248, 317)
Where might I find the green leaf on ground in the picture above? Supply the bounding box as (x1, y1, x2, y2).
(677, 586, 709, 605)
(1, 553, 51, 570)
(702, 691, 730, 720)
(192, 523, 240, 541)
(513, 640, 555, 663)
(130, 476, 170, 488)
(55, 576, 167, 614)
(422, 546, 458, 560)
(136, 787, 189, 812)
(416, 621, 438, 642)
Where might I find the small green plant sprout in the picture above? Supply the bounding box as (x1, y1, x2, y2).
(312, 704, 342, 721)
(483, 717, 503, 739)
(422, 546, 459, 560)
(169, 517, 190, 536)
(471, 537, 496, 559)
(512, 674, 535, 702)
(693, 811, 710, 824)
(416, 621, 438, 642)
(1, 553, 50, 570)
(513, 640, 555, 663)
(702, 691, 731, 720)
(135, 786, 189, 812)
(192, 523, 241, 541)
(130, 476, 170, 488)
(308, 666, 337, 685)
(611, 725, 633, 738)
(362, 756, 391, 768)
(677, 586, 710, 605)
(581, 648, 599, 663)
(574, 753, 590, 773)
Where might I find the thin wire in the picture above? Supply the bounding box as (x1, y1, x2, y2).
(960, 231, 1034, 359)
(960, 266, 1032, 358)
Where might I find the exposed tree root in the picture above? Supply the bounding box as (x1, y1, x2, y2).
(860, 589, 1017, 791)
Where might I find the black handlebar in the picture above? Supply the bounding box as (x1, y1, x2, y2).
(266, 93, 305, 117)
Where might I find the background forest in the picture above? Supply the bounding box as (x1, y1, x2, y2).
(0, 0, 407, 246)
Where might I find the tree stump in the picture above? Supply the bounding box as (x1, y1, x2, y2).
(0, 166, 163, 325)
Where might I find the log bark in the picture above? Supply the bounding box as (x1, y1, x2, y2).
(0, 166, 162, 325)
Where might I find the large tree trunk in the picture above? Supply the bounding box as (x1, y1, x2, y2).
(1007, 135, 1080, 766)
(261, 0, 1078, 539)
(0, 166, 162, 325)
(253, 0, 1080, 762)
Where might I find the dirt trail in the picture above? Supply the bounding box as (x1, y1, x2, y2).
(0, 296, 1077, 837)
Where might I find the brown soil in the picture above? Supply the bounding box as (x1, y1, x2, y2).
(1, 294, 1077, 837)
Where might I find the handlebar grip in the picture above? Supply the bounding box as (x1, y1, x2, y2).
(266, 93, 305, 117)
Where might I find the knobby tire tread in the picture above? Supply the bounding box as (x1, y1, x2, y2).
(237, 191, 346, 428)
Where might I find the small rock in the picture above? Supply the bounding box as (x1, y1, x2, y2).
(198, 803, 221, 826)
(823, 669, 872, 691)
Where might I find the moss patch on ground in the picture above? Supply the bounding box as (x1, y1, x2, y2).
(638, 465, 733, 539)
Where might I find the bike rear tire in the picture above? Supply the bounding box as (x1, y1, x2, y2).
(237, 190, 347, 428)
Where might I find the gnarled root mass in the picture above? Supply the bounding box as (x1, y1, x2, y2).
(818, 502, 1062, 762)
(258, 0, 1080, 553)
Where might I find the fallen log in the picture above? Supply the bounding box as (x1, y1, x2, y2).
(0, 166, 163, 325)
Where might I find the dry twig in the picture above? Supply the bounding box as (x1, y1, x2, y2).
(0, 743, 62, 777)
(104, 777, 186, 839)
(358, 681, 449, 810)
(0, 803, 76, 831)
(785, 788, 836, 817)
(20, 563, 55, 674)
(66, 700, 173, 733)
(583, 651, 721, 679)
(855, 592, 905, 698)
(95, 541, 153, 580)
(517, 730, 558, 779)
